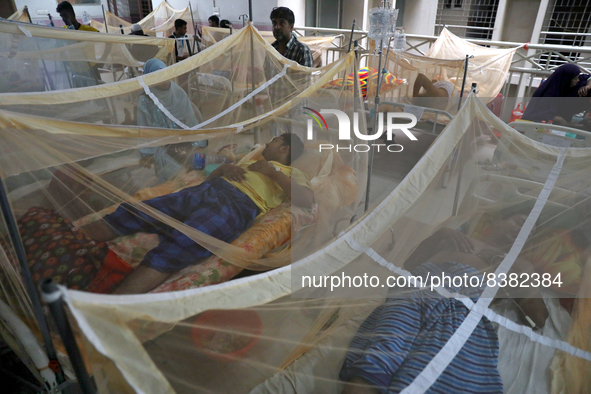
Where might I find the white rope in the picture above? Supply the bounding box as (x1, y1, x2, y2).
(355, 243, 591, 363)
(137, 62, 292, 133)
(400, 147, 568, 393)
(138, 77, 190, 130)
(191, 62, 293, 130)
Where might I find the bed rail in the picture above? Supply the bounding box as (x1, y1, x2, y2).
(509, 122, 591, 148)
(381, 101, 453, 136)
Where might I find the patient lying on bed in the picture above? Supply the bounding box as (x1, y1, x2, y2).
(340, 207, 549, 394)
(412, 73, 460, 113)
(81, 133, 314, 294)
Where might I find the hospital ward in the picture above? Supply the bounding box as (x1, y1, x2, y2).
(1, 1, 591, 393)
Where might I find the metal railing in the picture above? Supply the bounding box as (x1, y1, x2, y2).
(294, 25, 591, 120)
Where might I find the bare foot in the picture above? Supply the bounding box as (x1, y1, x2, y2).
(79, 220, 117, 242)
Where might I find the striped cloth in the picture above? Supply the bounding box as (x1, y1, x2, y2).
(340, 262, 502, 393)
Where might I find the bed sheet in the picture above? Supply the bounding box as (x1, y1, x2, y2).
(491, 296, 571, 394)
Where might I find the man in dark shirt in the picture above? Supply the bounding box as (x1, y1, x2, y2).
(270, 7, 313, 67)
(208, 15, 220, 28)
(169, 19, 192, 62)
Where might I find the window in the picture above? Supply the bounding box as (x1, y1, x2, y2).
(435, 0, 498, 40)
(69, 0, 102, 4)
(539, 0, 591, 67)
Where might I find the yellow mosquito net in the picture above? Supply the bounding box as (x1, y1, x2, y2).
(0, 20, 175, 93)
(0, 22, 591, 394)
(90, 2, 192, 38)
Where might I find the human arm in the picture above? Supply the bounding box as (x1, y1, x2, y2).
(207, 163, 247, 182)
(403, 227, 475, 270)
(248, 160, 315, 208)
(578, 76, 591, 97)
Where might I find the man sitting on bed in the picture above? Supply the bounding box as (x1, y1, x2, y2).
(81, 133, 314, 294)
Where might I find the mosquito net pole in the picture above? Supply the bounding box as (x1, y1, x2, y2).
(350, 41, 361, 223)
(452, 84, 478, 216)
(347, 20, 356, 53)
(189, 2, 197, 54)
(457, 54, 470, 111)
(101, 5, 109, 33)
(24, 6, 32, 23)
(41, 280, 96, 394)
(364, 38, 385, 212)
(0, 177, 68, 390)
(249, 22, 260, 143)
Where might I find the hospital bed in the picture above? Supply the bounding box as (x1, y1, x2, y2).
(509, 121, 591, 148)
(11, 140, 358, 294)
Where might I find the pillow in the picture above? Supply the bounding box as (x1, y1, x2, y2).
(17, 207, 132, 293)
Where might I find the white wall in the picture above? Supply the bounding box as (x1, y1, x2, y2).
(278, 0, 305, 28)
(15, 0, 109, 24)
(501, 0, 539, 43)
(342, 0, 364, 30)
(402, 0, 438, 36)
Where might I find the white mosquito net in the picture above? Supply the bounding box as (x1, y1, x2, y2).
(90, 2, 192, 38)
(0, 20, 175, 93)
(1, 23, 591, 394)
(426, 28, 519, 102)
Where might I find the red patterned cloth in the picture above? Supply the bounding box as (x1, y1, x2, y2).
(17, 207, 132, 293)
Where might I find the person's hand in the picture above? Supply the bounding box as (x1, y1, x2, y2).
(578, 84, 590, 97)
(434, 228, 475, 253)
(552, 116, 569, 126)
(248, 160, 277, 178)
(121, 108, 135, 125)
(476, 248, 505, 266)
(139, 155, 154, 169)
(220, 163, 247, 182)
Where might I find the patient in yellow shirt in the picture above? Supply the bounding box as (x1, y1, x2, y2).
(81, 133, 314, 294)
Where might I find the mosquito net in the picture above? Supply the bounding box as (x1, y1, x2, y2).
(2, 23, 591, 394)
(380, 52, 465, 101)
(426, 28, 519, 102)
(201, 26, 337, 68)
(0, 20, 174, 93)
(90, 2, 192, 37)
(7, 7, 31, 23)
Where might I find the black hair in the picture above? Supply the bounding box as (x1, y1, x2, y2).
(56, 1, 74, 14)
(270, 7, 295, 25)
(208, 15, 220, 25)
(280, 133, 305, 164)
(220, 19, 231, 29)
(174, 19, 187, 30)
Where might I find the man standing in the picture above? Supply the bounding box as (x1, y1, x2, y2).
(270, 7, 312, 67)
(56, 1, 99, 32)
(169, 19, 193, 62)
(208, 15, 220, 28)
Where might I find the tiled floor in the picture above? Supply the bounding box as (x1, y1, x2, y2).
(354, 128, 439, 216)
